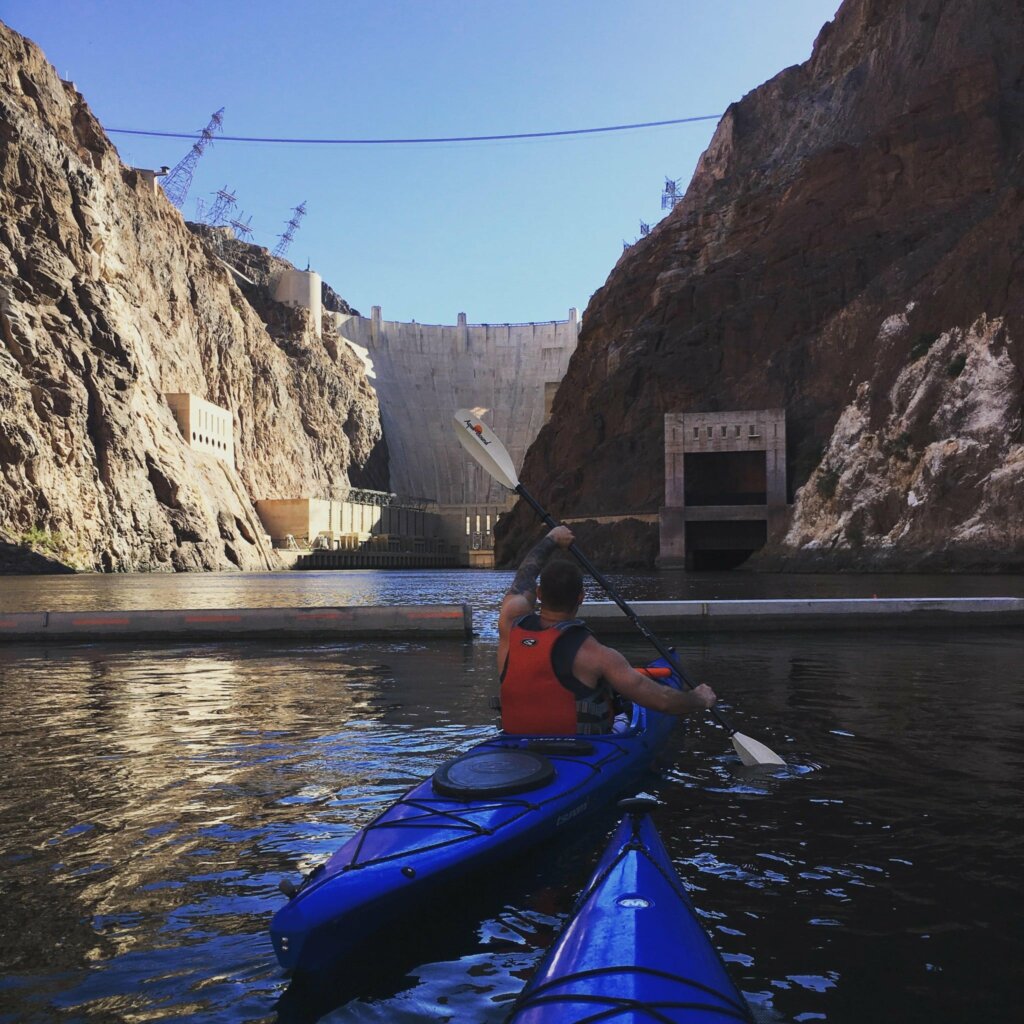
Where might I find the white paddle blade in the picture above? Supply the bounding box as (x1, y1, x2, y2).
(732, 732, 786, 767)
(453, 409, 520, 491)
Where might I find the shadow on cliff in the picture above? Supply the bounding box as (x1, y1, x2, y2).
(495, 516, 658, 570)
(0, 541, 76, 575)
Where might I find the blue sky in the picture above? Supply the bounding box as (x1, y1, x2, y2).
(4, 1, 840, 324)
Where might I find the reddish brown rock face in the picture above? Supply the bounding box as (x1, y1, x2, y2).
(497, 0, 1024, 570)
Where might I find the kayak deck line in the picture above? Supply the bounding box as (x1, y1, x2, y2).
(510, 966, 754, 1023)
(506, 808, 755, 1024)
(583, 596, 1024, 633)
(325, 738, 630, 877)
(0, 604, 473, 643)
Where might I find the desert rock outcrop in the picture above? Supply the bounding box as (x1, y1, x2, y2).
(0, 22, 385, 571)
(497, 0, 1024, 570)
(775, 314, 1024, 569)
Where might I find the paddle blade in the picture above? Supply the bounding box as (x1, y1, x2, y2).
(453, 409, 520, 490)
(732, 731, 786, 767)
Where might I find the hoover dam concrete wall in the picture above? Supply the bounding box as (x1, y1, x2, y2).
(333, 307, 580, 507)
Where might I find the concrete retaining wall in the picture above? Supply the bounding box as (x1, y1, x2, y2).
(0, 605, 472, 643)
(583, 597, 1024, 633)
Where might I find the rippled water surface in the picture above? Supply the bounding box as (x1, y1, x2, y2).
(1, 571, 1022, 1022)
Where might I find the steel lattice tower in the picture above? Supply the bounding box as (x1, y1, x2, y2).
(161, 108, 225, 209)
(661, 177, 684, 211)
(229, 214, 254, 241)
(272, 201, 307, 258)
(207, 187, 237, 226)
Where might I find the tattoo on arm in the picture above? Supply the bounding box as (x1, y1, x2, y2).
(507, 536, 557, 596)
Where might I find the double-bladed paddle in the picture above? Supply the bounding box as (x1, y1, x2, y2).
(453, 408, 785, 767)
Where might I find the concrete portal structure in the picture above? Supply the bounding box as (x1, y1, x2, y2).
(333, 306, 580, 563)
(164, 393, 235, 465)
(659, 409, 787, 569)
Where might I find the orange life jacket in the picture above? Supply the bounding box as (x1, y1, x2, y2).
(500, 614, 612, 735)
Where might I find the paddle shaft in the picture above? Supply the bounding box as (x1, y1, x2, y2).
(513, 483, 738, 738)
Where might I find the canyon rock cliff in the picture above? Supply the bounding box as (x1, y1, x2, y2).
(498, 0, 1024, 570)
(0, 22, 385, 572)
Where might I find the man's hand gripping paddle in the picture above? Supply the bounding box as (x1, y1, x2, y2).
(454, 408, 785, 767)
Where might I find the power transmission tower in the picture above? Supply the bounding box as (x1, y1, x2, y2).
(661, 177, 684, 211)
(229, 214, 254, 241)
(272, 201, 307, 258)
(623, 221, 650, 251)
(161, 107, 225, 209)
(207, 187, 237, 226)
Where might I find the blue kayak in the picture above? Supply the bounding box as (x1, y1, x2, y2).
(506, 800, 754, 1023)
(270, 660, 681, 972)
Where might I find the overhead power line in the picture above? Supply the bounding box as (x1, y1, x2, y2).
(105, 113, 722, 147)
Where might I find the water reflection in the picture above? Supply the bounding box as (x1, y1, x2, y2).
(0, 639, 498, 1021)
(0, 576, 1022, 1022)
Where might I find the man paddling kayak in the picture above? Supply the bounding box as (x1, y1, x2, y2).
(498, 525, 717, 735)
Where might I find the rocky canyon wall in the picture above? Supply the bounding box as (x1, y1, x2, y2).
(497, 0, 1024, 570)
(0, 22, 384, 572)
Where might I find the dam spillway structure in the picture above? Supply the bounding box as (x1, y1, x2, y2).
(333, 306, 580, 564)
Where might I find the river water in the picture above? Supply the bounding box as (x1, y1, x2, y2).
(1, 570, 1022, 1023)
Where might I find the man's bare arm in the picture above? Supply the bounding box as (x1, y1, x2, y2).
(506, 535, 558, 600)
(498, 526, 575, 638)
(582, 640, 716, 715)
